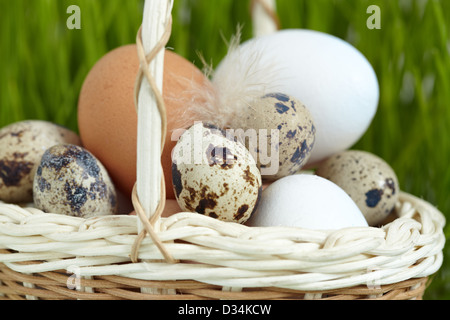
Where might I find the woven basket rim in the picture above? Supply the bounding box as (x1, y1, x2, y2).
(0, 190, 446, 299)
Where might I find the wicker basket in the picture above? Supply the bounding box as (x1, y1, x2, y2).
(0, 0, 446, 300)
(0, 191, 445, 300)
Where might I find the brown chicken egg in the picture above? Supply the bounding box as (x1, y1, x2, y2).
(78, 45, 210, 204)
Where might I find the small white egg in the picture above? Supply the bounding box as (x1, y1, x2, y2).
(213, 29, 379, 165)
(0, 120, 81, 203)
(172, 122, 262, 224)
(247, 174, 368, 230)
(33, 144, 117, 218)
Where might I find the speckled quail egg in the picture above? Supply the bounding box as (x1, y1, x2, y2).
(232, 93, 316, 181)
(33, 144, 117, 218)
(172, 122, 262, 224)
(316, 150, 399, 226)
(0, 120, 81, 203)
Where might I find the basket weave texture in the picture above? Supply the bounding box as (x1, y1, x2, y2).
(0, 191, 445, 300)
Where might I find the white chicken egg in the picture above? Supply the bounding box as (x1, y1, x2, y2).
(246, 174, 368, 230)
(213, 29, 379, 166)
(172, 122, 262, 224)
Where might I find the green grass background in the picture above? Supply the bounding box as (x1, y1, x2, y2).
(0, 0, 449, 299)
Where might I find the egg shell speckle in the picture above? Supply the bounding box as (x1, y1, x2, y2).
(234, 93, 316, 180)
(247, 174, 368, 230)
(0, 120, 81, 203)
(33, 144, 117, 218)
(316, 150, 399, 226)
(172, 122, 262, 224)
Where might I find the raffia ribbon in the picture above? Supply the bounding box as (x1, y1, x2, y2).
(130, 14, 176, 264)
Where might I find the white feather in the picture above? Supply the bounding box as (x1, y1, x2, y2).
(175, 29, 285, 131)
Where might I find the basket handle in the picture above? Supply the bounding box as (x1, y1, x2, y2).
(251, 0, 280, 37)
(131, 0, 175, 264)
(130, 0, 280, 264)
